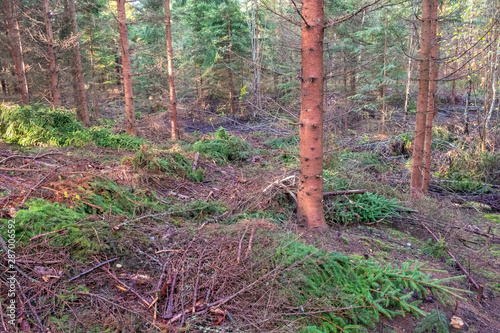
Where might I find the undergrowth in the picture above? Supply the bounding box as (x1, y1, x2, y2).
(193, 127, 252, 164)
(0, 103, 145, 149)
(274, 240, 464, 332)
(0, 199, 145, 260)
(325, 192, 404, 224)
(124, 145, 204, 181)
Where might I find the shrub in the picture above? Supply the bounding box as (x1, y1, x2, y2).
(127, 145, 204, 181)
(275, 240, 464, 332)
(0, 103, 146, 149)
(193, 127, 252, 164)
(325, 192, 404, 224)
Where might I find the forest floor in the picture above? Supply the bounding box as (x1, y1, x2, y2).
(0, 99, 500, 332)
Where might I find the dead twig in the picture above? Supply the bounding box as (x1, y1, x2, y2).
(69, 258, 118, 282)
(420, 223, 481, 293)
(323, 189, 367, 196)
(102, 266, 152, 307)
(29, 228, 67, 242)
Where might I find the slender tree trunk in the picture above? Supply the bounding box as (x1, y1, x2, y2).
(68, 0, 90, 125)
(43, 0, 61, 106)
(89, 17, 99, 117)
(481, 32, 500, 152)
(451, 38, 458, 110)
(403, 23, 414, 129)
(1, 80, 6, 95)
(4, 0, 28, 104)
(297, 0, 326, 231)
(117, 0, 136, 136)
(422, 0, 439, 193)
(164, 0, 179, 140)
(465, 76, 471, 135)
(227, 16, 237, 115)
(410, 0, 432, 199)
(381, 12, 388, 134)
(249, 2, 261, 115)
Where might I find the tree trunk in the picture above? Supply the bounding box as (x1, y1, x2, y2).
(68, 0, 90, 125)
(403, 23, 414, 129)
(164, 0, 179, 140)
(117, 0, 137, 136)
(410, 0, 432, 199)
(227, 16, 237, 115)
(422, 0, 439, 193)
(4, 0, 29, 104)
(249, 2, 261, 115)
(1, 80, 6, 95)
(381, 12, 388, 135)
(451, 38, 458, 110)
(481, 31, 500, 152)
(43, 0, 61, 107)
(89, 17, 99, 118)
(297, 0, 326, 231)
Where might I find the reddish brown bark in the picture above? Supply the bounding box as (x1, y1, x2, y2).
(297, 0, 326, 230)
(422, 0, 439, 193)
(410, 0, 432, 199)
(68, 0, 90, 125)
(164, 0, 179, 140)
(117, 0, 137, 136)
(4, 0, 29, 104)
(43, 0, 61, 107)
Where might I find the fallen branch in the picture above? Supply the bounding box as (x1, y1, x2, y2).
(77, 292, 162, 331)
(420, 223, 481, 293)
(69, 258, 118, 282)
(0, 152, 62, 165)
(102, 266, 152, 307)
(323, 189, 366, 196)
(29, 228, 67, 242)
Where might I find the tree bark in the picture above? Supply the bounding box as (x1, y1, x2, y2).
(422, 0, 439, 193)
(164, 0, 179, 140)
(403, 23, 414, 129)
(410, 0, 432, 199)
(227, 16, 238, 115)
(481, 30, 499, 152)
(117, 0, 137, 136)
(4, 0, 29, 104)
(43, 0, 61, 107)
(68, 0, 90, 125)
(381, 12, 388, 135)
(297, 0, 326, 231)
(249, 2, 261, 115)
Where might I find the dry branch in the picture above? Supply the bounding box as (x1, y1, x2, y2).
(323, 189, 367, 196)
(68, 258, 118, 282)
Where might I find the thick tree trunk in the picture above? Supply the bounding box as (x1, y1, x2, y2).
(410, 0, 432, 199)
(4, 0, 29, 104)
(43, 0, 61, 107)
(117, 0, 137, 136)
(297, 0, 326, 231)
(68, 0, 90, 125)
(422, 0, 439, 193)
(164, 0, 179, 140)
(227, 16, 237, 115)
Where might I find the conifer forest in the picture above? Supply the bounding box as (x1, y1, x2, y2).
(2, 0, 500, 331)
